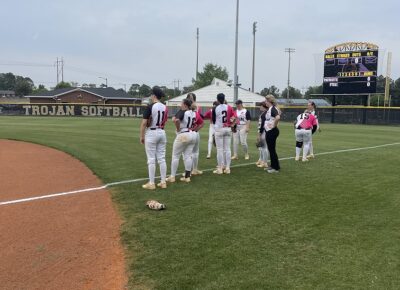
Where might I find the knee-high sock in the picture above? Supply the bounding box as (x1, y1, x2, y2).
(296, 147, 301, 159)
(147, 162, 156, 184)
(159, 161, 167, 182)
(171, 156, 180, 177)
(309, 142, 314, 155)
(303, 143, 311, 160)
(192, 153, 199, 170)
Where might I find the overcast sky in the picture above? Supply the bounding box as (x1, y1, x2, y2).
(1, 0, 399, 92)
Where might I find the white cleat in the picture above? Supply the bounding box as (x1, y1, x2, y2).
(142, 182, 156, 190)
(213, 168, 224, 175)
(223, 168, 231, 174)
(231, 155, 239, 160)
(206, 155, 211, 159)
(302, 158, 309, 162)
(267, 168, 279, 174)
(257, 162, 267, 168)
(295, 157, 300, 161)
(244, 154, 250, 160)
(307, 154, 315, 159)
(166, 176, 176, 183)
(191, 169, 203, 176)
(157, 182, 167, 189)
(180, 177, 191, 183)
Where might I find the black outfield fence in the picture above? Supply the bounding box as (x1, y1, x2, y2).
(1, 103, 400, 125)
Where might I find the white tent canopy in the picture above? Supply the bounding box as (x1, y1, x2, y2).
(167, 78, 266, 107)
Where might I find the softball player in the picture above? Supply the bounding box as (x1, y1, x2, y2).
(166, 99, 197, 183)
(203, 101, 218, 159)
(232, 100, 251, 160)
(256, 102, 270, 168)
(306, 101, 320, 158)
(187, 93, 205, 175)
(212, 93, 237, 175)
(294, 111, 318, 162)
(264, 95, 281, 173)
(140, 87, 168, 190)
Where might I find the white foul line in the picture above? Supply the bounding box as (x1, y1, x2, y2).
(1, 142, 399, 207)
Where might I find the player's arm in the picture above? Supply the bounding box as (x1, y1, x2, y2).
(192, 112, 204, 132)
(245, 110, 251, 132)
(229, 106, 237, 125)
(311, 115, 318, 134)
(140, 105, 152, 144)
(174, 110, 184, 132)
(140, 120, 147, 144)
(271, 107, 280, 128)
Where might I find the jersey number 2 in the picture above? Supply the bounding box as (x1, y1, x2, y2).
(222, 110, 227, 123)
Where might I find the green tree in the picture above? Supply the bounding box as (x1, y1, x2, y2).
(260, 85, 280, 97)
(304, 85, 323, 98)
(128, 83, 140, 96)
(139, 84, 151, 97)
(0, 72, 17, 90)
(192, 63, 229, 89)
(32, 84, 48, 94)
(54, 81, 72, 89)
(281, 86, 302, 99)
(15, 76, 34, 96)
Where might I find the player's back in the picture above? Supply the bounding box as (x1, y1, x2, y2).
(148, 102, 168, 129)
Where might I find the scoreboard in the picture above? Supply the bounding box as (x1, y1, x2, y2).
(323, 42, 379, 94)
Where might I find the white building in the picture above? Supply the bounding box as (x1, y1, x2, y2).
(167, 78, 266, 107)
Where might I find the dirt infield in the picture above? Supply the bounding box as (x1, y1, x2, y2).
(0, 140, 127, 290)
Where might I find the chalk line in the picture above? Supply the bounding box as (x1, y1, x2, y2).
(1, 142, 399, 206)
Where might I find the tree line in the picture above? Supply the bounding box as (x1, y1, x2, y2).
(2, 64, 400, 107)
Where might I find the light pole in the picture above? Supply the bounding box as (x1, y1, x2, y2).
(251, 21, 257, 92)
(98, 76, 108, 88)
(233, 0, 239, 104)
(285, 48, 295, 99)
(196, 27, 199, 81)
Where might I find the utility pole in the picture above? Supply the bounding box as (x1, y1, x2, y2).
(233, 0, 240, 104)
(98, 77, 108, 87)
(384, 52, 392, 107)
(56, 57, 59, 84)
(55, 57, 64, 85)
(251, 21, 257, 92)
(61, 58, 64, 83)
(285, 48, 295, 99)
(196, 27, 199, 81)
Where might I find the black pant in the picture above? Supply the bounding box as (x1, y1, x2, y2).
(265, 127, 280, 170)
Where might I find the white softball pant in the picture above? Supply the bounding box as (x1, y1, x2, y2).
(233, 125, 249, 156)
(215, 127, 232, 169)
(145, 129, 167, 184)
(192, 131, 200, 171)
(208, 124, 215, 156)
(171, 131, 197, 177)
(258, 132, 269, 162)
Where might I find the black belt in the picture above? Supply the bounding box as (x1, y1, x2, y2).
(150, 128, 164, 130)
(297, 127, 311, 130)
(179, 130, 190, 134)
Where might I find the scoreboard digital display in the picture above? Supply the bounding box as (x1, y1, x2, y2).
(323, 42, 379, 94)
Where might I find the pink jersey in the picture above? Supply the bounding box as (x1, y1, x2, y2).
(295, 112, 317, 130)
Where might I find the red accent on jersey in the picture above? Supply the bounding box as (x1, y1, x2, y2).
(161, 107, 168, 129)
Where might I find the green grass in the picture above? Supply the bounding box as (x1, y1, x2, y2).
(1, 116, 400, 289)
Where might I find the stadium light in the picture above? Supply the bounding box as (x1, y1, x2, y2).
(285, 48, 295, 99)
(233, 0, 239, 104)
(251, 21, 257, 93)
